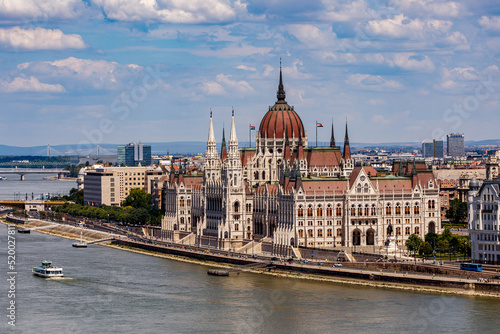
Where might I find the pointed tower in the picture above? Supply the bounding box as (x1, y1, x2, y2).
(225, 108, 243, 189)
(277, 59, 286, 103)
(341, 121, 353, 177)
(204, 111, 221, 183)
(250, 59, 307, 187)
(207, 111, 217, 159)
(330, 123, 336, 148)
(224, 109, 245, 242)
(343, 122, 351, 160)
(220, 127, 227, 161)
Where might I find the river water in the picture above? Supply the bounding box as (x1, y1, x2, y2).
(0, 169, 76, 200)
(1, 223, 500, 334)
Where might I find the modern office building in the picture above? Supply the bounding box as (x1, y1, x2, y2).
(447, 133, 465, 157)
(83, 166, 163, 206)
(117, 142, 152, 166)
(422, 138, 444, 158)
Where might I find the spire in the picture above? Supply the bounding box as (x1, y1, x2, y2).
(277, 59, 286, 103)
(220, 127, 227, 161)
(344, 121, 349, 146)
(343, 121, 351, 160)
(208, 111, 215, 143)
(330, 122, 335, 147)
(228, 108, 240, 162)
(206, 110, 218, 160)
(229, 108, 237, 143)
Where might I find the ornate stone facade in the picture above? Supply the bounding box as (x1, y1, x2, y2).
(156, 69, 441, 253)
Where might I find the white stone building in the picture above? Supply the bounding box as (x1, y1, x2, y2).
(155, 69, 441, 254)
(467, 178, 500, 264)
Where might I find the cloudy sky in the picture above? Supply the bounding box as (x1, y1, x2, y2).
(1, 0, 500, 148)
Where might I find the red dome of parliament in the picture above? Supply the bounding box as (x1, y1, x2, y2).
(258, 67, 305, 139)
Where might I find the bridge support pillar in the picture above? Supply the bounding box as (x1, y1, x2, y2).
(20, 175, 25, 181)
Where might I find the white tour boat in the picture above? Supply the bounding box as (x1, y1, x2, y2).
(32, 261, 64, 278)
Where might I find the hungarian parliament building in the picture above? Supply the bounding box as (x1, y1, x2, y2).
(153, 69, 441, 254)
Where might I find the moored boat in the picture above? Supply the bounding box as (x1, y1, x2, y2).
(207, 269, 229, 276)
(32, 261, 64, 278)
(72, 231, 87, 248)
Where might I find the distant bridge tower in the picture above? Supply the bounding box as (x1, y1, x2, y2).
(97, 144, 100, 156)
(47, 144, 50, 157)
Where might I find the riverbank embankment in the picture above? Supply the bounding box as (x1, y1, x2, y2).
(112, 238, 500, 298)
(3, 216, 500, 298)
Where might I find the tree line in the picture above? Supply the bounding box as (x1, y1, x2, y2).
(51, 188, 163, 226)
(405, 227, 470, 258)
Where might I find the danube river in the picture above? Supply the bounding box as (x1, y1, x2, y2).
(0, 169, 76, 200)
(1, 223, 500, 333)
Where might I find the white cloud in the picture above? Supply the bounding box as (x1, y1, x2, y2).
(262, 64, 273, 78)
(0, 76, 65, 93)
(235, 65, 256, 71)
(190, 43, 272, 58)
(15, 57, 143, 90)
(388, 53, 435, 72)
(479, 16, 500, 32)
(346, 73, 404, 91)
(201, 73, 255, 96)
(366, 14, 452, 39)
(324, 52, 435, 72)
(389, 0, 463, 18)
(93, 0, 247, 24)
(0, 27, 86, 51)
(286, 24, 337, 48)
(368, 98, 386, 106)
(0, 0, 85, 20)
(319, 0, 377, 21)
(201, 81, 225, 95)
(371, 114, 390, 125)
(371, 110, 410, 125)
(434, 66, 500, 92)
(443, 31, 469, 50)
(283, 60, 312, 80)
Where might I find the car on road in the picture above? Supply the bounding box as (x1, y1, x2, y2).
(317, 262, 323, 266)
(334, 263, 343, 267)
(271, 257, 279, 261)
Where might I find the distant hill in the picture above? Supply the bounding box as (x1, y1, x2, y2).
(1, 139, 498, 156)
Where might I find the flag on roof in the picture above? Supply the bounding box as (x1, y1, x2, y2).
(250, 125, 256, 130)
(316, 122, 323, 127)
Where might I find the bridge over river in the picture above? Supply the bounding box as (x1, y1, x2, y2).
(0, 168, 69, 180)
(0, 200, 66, 209)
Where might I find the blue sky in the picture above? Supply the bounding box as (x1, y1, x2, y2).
(1, 0, 500, 148)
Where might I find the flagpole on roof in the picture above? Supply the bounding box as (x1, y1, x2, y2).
(316, 120, 317, 147)
(249, 123, 251, 148)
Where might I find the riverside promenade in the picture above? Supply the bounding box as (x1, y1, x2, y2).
(4, 214, 500, 297)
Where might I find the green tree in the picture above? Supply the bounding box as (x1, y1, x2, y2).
(436, 239, 449, 253)
(420, 241, 433, 257)
(406, 234, 423, 256)
(445, 198, 468, 224)
(449, 236, 461, 253)
(441, 226, 452, 242)
(122, 188, 151, 209)
(424, 232, 438, 250)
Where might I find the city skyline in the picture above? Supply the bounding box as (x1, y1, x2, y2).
(1, 1, 500, 147)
